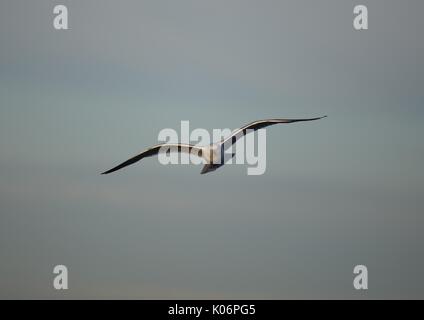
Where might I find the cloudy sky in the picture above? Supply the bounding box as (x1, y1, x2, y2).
(0, 0, 423, 298)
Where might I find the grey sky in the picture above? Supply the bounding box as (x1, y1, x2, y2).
(0, 0, 423, 298)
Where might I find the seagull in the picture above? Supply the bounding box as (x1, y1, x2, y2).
(101, 116, 327, 175)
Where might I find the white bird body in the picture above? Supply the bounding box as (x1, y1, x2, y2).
(200, 145, 219, 164)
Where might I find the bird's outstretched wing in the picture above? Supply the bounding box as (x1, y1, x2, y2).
(101, 143, 202, 174)
(221, 116, 327, 148)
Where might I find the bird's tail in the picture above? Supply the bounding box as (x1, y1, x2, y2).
(200, 164, 222, 174)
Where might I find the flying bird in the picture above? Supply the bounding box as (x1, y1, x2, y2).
(101, 116, 327, 175)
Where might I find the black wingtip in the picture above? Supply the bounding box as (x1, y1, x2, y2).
(314, 115, 327, 120)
